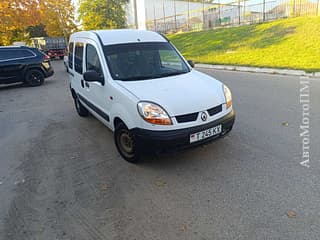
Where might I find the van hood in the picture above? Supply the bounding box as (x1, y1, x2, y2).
(116, 70, 225, 116)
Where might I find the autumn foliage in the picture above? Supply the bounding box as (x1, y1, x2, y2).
(78, 0, 128, 30)
(0, 0, 76, 45)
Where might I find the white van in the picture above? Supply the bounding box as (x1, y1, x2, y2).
(68, 29, 235, 162)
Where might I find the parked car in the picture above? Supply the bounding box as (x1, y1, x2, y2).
(0, 46, 54, 86)
(68, 30, 235, 163)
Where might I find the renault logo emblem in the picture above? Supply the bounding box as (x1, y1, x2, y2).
(201, 112, 207, 121)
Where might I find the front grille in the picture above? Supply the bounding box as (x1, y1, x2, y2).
(207, 104, 222, 116)
(175, 112, 199, 123)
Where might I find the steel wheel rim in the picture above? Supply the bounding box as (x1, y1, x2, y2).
(119, 131, 134, 157)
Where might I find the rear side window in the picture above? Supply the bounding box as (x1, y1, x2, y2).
(19, 50, 35, 58)
(0, 49, 35, 61)
(86, 44, 102, 74)
(74, 43, 84, 74)
(68, 42, 74, 69)
(0, 50, 11, 61)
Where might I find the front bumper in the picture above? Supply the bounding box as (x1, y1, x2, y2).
(131, 109, 235, 152)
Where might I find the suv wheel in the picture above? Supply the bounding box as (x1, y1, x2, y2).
(114, 123, 139, 163)
(74, 95, 89, 117)
(25, 69, 44, 86)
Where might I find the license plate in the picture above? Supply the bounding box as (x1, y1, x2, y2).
(190, 125, 222, 143)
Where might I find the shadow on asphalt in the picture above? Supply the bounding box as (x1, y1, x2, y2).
(138, 138, 227, 168)
(0, 78, 57, 92)
(0, 82, 25, 91)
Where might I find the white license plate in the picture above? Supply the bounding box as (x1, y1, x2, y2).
(190, 125, 222, 143)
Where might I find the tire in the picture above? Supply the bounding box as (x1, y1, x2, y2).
(114, 122, 139, 163)
(25, 69, 44, 87)
(74, 95, 89, 117)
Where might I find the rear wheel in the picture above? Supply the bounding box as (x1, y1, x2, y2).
(25, 69, 44, 87)
(114, 122, 139, 163)
(74, 95, 89, 117)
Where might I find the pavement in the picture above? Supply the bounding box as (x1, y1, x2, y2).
(0, 60, 319, 240)
(196, 63, 320, 78)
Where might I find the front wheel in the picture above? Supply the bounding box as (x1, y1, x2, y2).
(114, 123, 139, 163)
(25, 69, 44, 86)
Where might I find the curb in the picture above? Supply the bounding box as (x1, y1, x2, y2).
(195, 63, 320, 78)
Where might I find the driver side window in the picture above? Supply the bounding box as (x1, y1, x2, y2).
(86, 44, 103, 76)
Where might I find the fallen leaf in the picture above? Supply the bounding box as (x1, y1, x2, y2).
(180, 223, 188, 232)
(14, 179, 25, 185)
(100, 183, 108, 191)
(287, 210, 297, 218)
(155, 180, 167, 187)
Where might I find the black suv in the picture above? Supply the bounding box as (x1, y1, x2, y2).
(0, 46, 54, 86)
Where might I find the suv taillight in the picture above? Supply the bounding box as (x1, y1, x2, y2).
(44, 55, 50, 60)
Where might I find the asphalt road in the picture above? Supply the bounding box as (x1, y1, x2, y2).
(0, 61, 319, 240)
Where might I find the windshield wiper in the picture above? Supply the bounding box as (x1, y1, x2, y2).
(119, 71, 189, 81)
(160, 71, 189, 77)
(121, 75, 155, 81)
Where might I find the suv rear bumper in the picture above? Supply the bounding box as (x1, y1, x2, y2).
(44, 67, 54, 78)
(41, 62, 54, 78)
(131, 109, 235, 152)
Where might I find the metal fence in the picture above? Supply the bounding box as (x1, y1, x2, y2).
(146, 0, 320, 33)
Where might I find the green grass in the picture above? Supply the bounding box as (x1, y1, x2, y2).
(168, 17, 320, 72)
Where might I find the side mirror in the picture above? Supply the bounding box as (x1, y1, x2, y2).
(83, 70, 104, 84)
(187, 60, 195, 68)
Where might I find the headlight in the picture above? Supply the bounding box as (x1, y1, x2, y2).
(137, 102, 172, 125)
(223, 84, 232, 109)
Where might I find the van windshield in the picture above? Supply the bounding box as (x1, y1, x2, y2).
(103, 42, 190, 81)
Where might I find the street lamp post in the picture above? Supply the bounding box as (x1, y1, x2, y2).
(133, 0, 138, 29)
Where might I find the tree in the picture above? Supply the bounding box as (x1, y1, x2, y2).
(0, 0, 77, 45)
(78, 0, 129, 30)
(0, 0, 41, 45)
(39, 0, 77, 39)
(26, 24, 48, 38)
